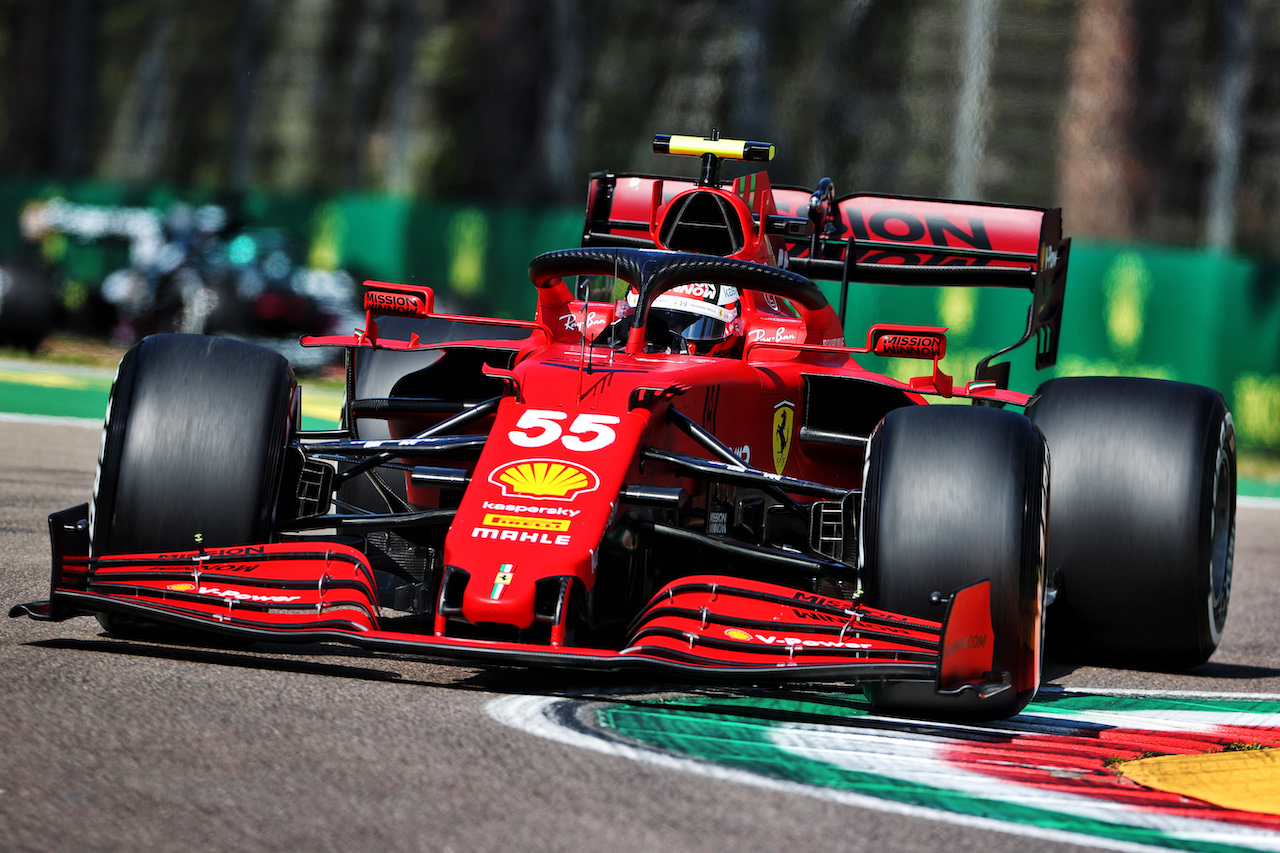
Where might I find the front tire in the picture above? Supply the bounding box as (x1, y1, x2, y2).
(90, 334, 296, 636)
(859, 405, 1048, 721)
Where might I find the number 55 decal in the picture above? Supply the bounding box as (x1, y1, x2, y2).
(508, 410, 622, 452)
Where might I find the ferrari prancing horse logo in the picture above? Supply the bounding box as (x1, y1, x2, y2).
(490, 564, 515, 600)
(772, 401, 794, 474)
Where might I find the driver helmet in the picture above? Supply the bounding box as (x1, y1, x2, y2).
(627, 281, 741, 355)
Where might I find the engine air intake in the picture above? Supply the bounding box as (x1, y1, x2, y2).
(658, 192, 745, 256)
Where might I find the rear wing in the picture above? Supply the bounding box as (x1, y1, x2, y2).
(783, 192, 1070, 374)
(581, 171, 1069, 377)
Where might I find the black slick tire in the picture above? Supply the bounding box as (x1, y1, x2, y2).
(92, 333, 296, 555)
(90, 334, 296, 636)
(859, 404, 1048, 721)
(1025, 376, 1235, 668)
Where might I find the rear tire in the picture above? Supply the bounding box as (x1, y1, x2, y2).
(859, 405, 1048, 721)
(1026, 376, 1235, 668)
(90, 334, 296, 637)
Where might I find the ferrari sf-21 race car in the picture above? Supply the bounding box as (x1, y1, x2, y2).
(13, 134, 1236, 722)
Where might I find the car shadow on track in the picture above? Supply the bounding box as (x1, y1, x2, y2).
(26, 636, 465, 688)
(1043, 657, 1280, 681)
(24, 634, 862, 705)
(1191, 661, 1280, 679)
(24, 635, 654, 696)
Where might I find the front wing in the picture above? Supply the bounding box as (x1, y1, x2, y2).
(12, 505, 1007, 699)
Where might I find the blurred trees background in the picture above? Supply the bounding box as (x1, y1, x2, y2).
(1, 0, 1278, 253)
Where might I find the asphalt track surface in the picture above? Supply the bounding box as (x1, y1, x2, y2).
(2, 417, 1279, 853)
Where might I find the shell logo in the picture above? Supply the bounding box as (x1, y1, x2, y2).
(724, 628, 753, 642)
(488, 458, 600, 501)
(167, 583, 196, 592)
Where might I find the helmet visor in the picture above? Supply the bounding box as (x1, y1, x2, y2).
(642, 283, 739, 343)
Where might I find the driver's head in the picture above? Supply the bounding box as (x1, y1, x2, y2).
(629, 281, 741, 356)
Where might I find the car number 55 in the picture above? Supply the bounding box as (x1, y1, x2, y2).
(508, 409, 621, 452)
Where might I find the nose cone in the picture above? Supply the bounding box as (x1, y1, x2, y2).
(455, 514, 583, 630)
(443, 409, 645, 632)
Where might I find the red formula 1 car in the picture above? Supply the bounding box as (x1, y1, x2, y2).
(12, 134, 1236, 721)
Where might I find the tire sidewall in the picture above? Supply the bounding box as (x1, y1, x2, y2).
(90, 334, 295, 557)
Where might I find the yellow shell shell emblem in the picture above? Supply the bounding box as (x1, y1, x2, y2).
(772, 401, 795, 474)
(490, 459, 599, 500)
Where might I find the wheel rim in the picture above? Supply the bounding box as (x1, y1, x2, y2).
(1207, 416, 1235, 641)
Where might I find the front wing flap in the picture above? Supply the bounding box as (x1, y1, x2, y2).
(14, 506, 1001, 695)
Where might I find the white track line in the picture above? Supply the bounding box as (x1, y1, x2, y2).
(1046, 685, 1280, 701)
(0, 411, 100, 428)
